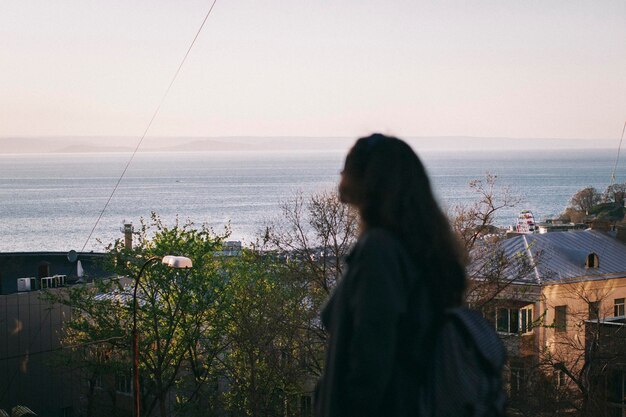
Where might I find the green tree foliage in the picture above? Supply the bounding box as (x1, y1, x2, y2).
(50, 211, 325, 417)
(50, 279, 130, 416)
(50, 213, 230, 417)
(219, 250, 310, 417)
(50, 180, 621, 417)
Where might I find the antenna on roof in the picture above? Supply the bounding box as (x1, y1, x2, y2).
(67, 250, 78, 262)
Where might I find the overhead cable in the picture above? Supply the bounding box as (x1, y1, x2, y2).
(80, 0, 219, 252)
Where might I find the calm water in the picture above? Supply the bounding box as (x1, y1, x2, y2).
(0, 148, 623, 252)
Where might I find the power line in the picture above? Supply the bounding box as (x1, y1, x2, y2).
(0, 334, 125, 401)
(610, 120, 626, 187)
(80, 0, 219, 252)
(0, 336, 125, 363)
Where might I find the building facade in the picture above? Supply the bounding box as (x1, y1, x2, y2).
(492, 230, 626, 414)
(0, 252, 109, 416)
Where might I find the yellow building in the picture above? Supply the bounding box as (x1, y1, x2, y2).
(491, 230, 626, 414)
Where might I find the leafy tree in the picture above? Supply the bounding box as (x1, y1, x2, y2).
(48, 279, 130, 416)
(50, 213, 230, 417)
(219, 250, 310, 417)
(51, 178, 619, 417)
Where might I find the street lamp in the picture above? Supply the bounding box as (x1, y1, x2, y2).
(132, 255, 193, 417)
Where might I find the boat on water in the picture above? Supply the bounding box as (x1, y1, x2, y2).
(515, 210, 537, 234)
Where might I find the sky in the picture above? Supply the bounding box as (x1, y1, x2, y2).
(1, 0, 625, 142)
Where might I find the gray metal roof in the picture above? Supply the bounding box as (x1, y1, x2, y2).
(498, 230, 626, 284)
(94, 289, 132, 303)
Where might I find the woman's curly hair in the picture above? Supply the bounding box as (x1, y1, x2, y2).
(339, 133, 466, 308)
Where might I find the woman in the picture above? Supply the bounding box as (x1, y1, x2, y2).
(315, 134, 467, 417)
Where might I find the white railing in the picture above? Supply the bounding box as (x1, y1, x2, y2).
(40, 274, 67, 289)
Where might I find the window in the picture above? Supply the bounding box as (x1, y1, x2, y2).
(520, 306, 533, 334)
(85, 374, 103, 389)
(494, 307, 534, 334)
(555, 370, 568, 388)
(586, 253, 599, 269)
(615, 298, 625, 317)
(555, 305, 567, 332)
(116, 374, 132, 395)
(496, 308, 519, 334)
(589, 301, 600, 320)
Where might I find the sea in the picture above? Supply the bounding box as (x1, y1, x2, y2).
(0, 148, 624, 252)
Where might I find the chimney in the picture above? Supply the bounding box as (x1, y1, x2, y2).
(123, 223, 133, 249)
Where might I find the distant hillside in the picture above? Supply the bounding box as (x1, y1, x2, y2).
(1, 137, 65, 153)
(0, 136, 354, 153)
(0, 136, 617, 154)
(55, 145, 135, 153)
(162, 139, 265, 152)
(0, 137, 137, 153)
(151, 137, 354, 152)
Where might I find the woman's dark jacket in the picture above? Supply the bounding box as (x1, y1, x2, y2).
(315, 228, 434, 417)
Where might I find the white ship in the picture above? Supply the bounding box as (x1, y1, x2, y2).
(515, 210, 537, 234)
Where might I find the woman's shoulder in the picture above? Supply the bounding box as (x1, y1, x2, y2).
(359, 227, 402, 248)
(351, 228, 405, 262)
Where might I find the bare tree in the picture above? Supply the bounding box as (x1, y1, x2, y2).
(448, 174, 540, 309)
(451, 173, 520, 253)
(604, 183, 626, 204)
(261, 190, 358, 377)
(569, 187, 602, 214)
(263, 190, 358, 295)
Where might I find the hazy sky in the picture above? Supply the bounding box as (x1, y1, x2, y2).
(1, 1, 625, 140)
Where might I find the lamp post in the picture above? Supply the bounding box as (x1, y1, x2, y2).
(132, 255, 193, 417)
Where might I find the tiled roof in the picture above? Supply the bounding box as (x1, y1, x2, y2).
(498, 230, 626, 284)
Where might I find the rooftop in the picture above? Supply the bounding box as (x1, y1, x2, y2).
(498, 230, 626, 284)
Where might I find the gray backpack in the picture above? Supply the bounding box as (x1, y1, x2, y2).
(419, 307, 508, 417)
